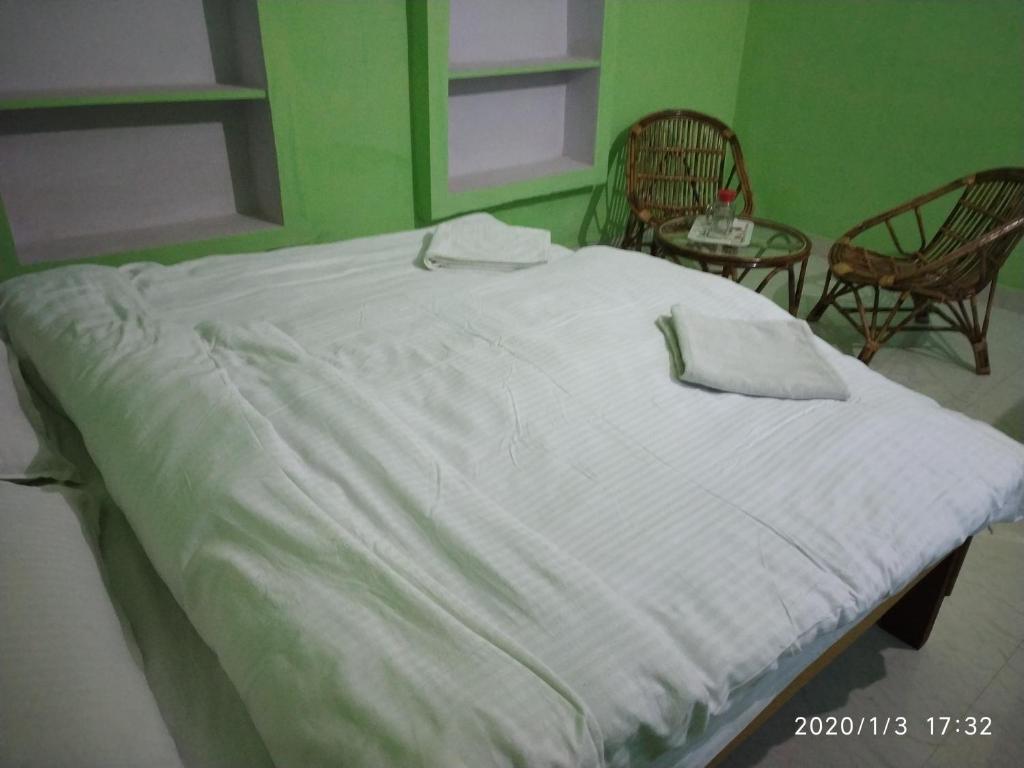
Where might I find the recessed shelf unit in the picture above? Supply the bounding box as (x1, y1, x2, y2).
(409, 0, 612, 220)
(0, 0, 284, 265)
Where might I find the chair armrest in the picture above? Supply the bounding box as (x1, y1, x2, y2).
(837, 177, 970, 256)
(911, 214, 1024, 278)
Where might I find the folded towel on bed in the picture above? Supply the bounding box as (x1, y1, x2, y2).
(424, 212, 550, 271)
(669, 304, 850, 401)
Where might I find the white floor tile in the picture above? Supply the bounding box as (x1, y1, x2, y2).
(922, 642, 1024, 767)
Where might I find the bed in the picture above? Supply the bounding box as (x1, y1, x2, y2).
(1, 223, 1022, 768)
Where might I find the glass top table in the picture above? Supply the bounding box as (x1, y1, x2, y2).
(654, 215, 812, 315)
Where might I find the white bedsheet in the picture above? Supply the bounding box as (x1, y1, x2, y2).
(1, 229, 1021, 768)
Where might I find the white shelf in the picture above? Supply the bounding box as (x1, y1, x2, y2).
(0, 84, 267, 111)
(17, 214, 280, 265)
(409, 0, 608, 216)
(443, 0, 605, 202)
(0, 0, 266, 93)
(449, 156, 593, 194)
(0, 0, 283, 267)
(448, 56, 600, 80)
(447, 69, 600, 187)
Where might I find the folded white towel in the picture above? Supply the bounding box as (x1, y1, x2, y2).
(424, 213, 550, 271)
(669, 304, 850, 401)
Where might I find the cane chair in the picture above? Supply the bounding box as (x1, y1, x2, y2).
(807, 168, 1024, 374)
(622, 109, 753, 252)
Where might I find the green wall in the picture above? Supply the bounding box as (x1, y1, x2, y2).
(733, 0, 1024, 288)
(259, 0, 417, 243)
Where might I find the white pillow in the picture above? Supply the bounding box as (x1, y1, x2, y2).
(0, 482, 184, 768)
(1, 341, 75, 480)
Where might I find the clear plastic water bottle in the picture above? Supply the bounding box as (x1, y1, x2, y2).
(710, 188, 737, 237)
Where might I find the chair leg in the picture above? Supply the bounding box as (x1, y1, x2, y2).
(971, 338, 990, 375)
(911, 293, 930, 324)
(621, 213, 645, 252)
(850, 286, 911, 367)
(946, 289, 995, 375)
(806, 269, 834, 322)
(858, 341, 880, 365)
(971, 286, 997, 375)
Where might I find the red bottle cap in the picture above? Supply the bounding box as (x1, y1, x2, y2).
(718, 188, 737, 203)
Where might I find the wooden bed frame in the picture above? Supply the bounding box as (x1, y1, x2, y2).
(708, 537, 972, 767)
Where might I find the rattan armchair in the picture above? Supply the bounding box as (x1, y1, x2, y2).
(622, 110, 753, 252)
(807, 168, 1024, 374)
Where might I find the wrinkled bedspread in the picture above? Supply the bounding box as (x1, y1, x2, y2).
(2, 230, 1022, 767)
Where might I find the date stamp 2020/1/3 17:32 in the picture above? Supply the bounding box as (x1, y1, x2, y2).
(794, 715, 993, 737)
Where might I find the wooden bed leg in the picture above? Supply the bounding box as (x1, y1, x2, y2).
(942, 539, 970, 596)
(877, 538, 972, 649)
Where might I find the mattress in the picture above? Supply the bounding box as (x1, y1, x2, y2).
(2, 226, 1022, 768)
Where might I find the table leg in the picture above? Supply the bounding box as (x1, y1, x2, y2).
(753, 266, 784, 296)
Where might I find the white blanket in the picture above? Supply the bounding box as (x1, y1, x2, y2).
(669, 304, 850, 400)
(1, 232, 1021, 768)
(424, 212, 550, 270)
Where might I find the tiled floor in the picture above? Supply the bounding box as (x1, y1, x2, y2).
(717, 241, 1024, 768)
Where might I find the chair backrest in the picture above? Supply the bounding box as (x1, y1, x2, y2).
(924, 168, 1024, 290)
(625, 109, 753, 228)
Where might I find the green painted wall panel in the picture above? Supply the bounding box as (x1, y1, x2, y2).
(258, 0, 417, 243)
(733, 0, 1024, 287)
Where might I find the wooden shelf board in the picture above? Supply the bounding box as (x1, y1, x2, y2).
(448, 56, 600, 80)
(449, 155, 593, 194)
(17, 213, 280, 264)
(0, 85, 267, 111)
